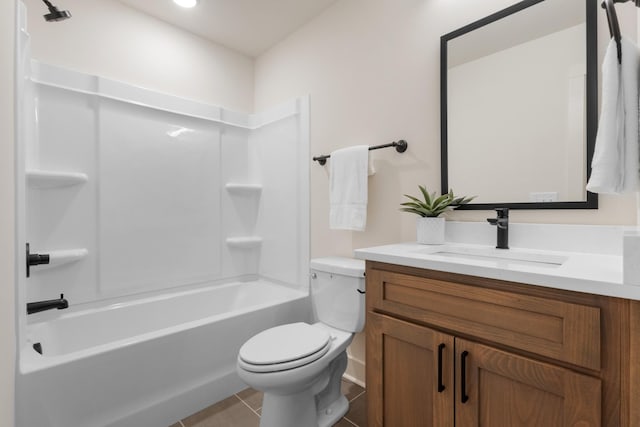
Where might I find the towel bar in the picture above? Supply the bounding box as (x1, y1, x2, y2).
(313, 140, 408, 166)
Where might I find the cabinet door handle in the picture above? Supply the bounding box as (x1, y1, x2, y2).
(437, 343, 446, 392)
(461, 350, 469, 403)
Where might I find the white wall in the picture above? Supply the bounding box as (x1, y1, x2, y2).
(1, 3, 16, 427)
(26, 0, 254, 112)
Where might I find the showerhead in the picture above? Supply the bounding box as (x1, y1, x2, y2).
(41, 0, 71, 22)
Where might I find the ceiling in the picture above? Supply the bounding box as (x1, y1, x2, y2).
(116, 0, 340, 57)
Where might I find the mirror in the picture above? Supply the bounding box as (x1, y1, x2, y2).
(441, 0, 598, 209)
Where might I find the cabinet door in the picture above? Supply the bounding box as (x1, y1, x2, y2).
(456, 338, 601, 427)
(367, 312, 454, 427)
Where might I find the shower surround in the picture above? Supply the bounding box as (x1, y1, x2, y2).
(15, 9, 310, 426)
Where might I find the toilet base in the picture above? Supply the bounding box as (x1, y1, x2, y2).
(260, 389, 318, 427)
(317, 394, 349, 427)
(258, 387, 349, 427)
(257, 351, 351, 427)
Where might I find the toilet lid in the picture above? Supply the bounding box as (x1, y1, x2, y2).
(239, 323, 331, 372)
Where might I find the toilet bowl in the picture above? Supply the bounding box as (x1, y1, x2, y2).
(236, 257, 365, 427)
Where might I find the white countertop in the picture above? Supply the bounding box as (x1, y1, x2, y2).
(353, 242, 640, 300)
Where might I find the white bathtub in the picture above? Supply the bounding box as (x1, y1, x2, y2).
(16, 280, 310, 427)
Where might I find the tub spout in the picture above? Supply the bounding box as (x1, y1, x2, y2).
(27, 294, 69, 314)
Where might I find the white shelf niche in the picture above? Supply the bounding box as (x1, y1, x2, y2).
(225, 237, 263, 249)
(37, 248, 89, 271)
(225, 183, 262, 196)
(27, 170, 88, 189)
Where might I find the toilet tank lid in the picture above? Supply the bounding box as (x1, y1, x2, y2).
(310, 257, 365, 277)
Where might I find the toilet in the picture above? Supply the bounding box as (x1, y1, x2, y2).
(236, 257, 366, 427)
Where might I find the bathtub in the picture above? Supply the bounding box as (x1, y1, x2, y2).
(16, 280, 310, 427)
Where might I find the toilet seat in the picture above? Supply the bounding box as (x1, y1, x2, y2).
(238, 323, 332, 373)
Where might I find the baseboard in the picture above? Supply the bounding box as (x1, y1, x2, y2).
(343, 354, 366, 388)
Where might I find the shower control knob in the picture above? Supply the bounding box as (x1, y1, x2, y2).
(26, 243, 50, 278)
(310, 272, 317, 279)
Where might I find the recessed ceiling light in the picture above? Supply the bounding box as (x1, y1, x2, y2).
(173, 0, 198, 8)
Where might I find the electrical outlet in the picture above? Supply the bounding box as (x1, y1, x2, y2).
(529, 192, 558, 202)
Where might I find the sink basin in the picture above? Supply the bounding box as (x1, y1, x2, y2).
(414, 245, 568, 268)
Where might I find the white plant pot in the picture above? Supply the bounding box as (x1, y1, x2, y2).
(416, 217, 445, 245)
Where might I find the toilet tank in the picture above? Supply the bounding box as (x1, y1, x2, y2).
(309, 257, 365, 333)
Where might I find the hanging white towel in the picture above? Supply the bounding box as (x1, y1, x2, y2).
(329, 145, 369, 231)
(587, 38, 640, 194)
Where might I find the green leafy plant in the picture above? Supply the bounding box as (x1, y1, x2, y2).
(400, 186, 475, 218)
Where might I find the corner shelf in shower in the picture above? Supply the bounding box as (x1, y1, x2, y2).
(225, 183, 263, 196)
(225, 237, 263, 249)
(37, 248, 89, 271)
(26, 170, 88, 188)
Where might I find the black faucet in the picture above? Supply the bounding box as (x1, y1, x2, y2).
(487, 208, 509, 249)
(27, 294, 69, 315)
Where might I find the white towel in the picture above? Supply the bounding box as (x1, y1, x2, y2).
(329, 145, 369, 231)
(587, 38, 640, 194)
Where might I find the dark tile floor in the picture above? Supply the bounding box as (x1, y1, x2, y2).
(168, 379, 366, 427)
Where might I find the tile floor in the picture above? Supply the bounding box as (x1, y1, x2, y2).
(168, 379, 366, 427)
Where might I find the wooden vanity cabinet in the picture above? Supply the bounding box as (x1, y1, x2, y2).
(368, 312, 454, 426)
(365, 261, 639, 427)
(456, 337, 600, 426)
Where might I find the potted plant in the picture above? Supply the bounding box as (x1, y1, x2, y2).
(400, 186, 475, 244)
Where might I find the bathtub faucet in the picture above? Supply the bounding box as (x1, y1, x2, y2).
(27, 294, 69, 314)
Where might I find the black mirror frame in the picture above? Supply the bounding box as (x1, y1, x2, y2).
(440, 0, 598, 210)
